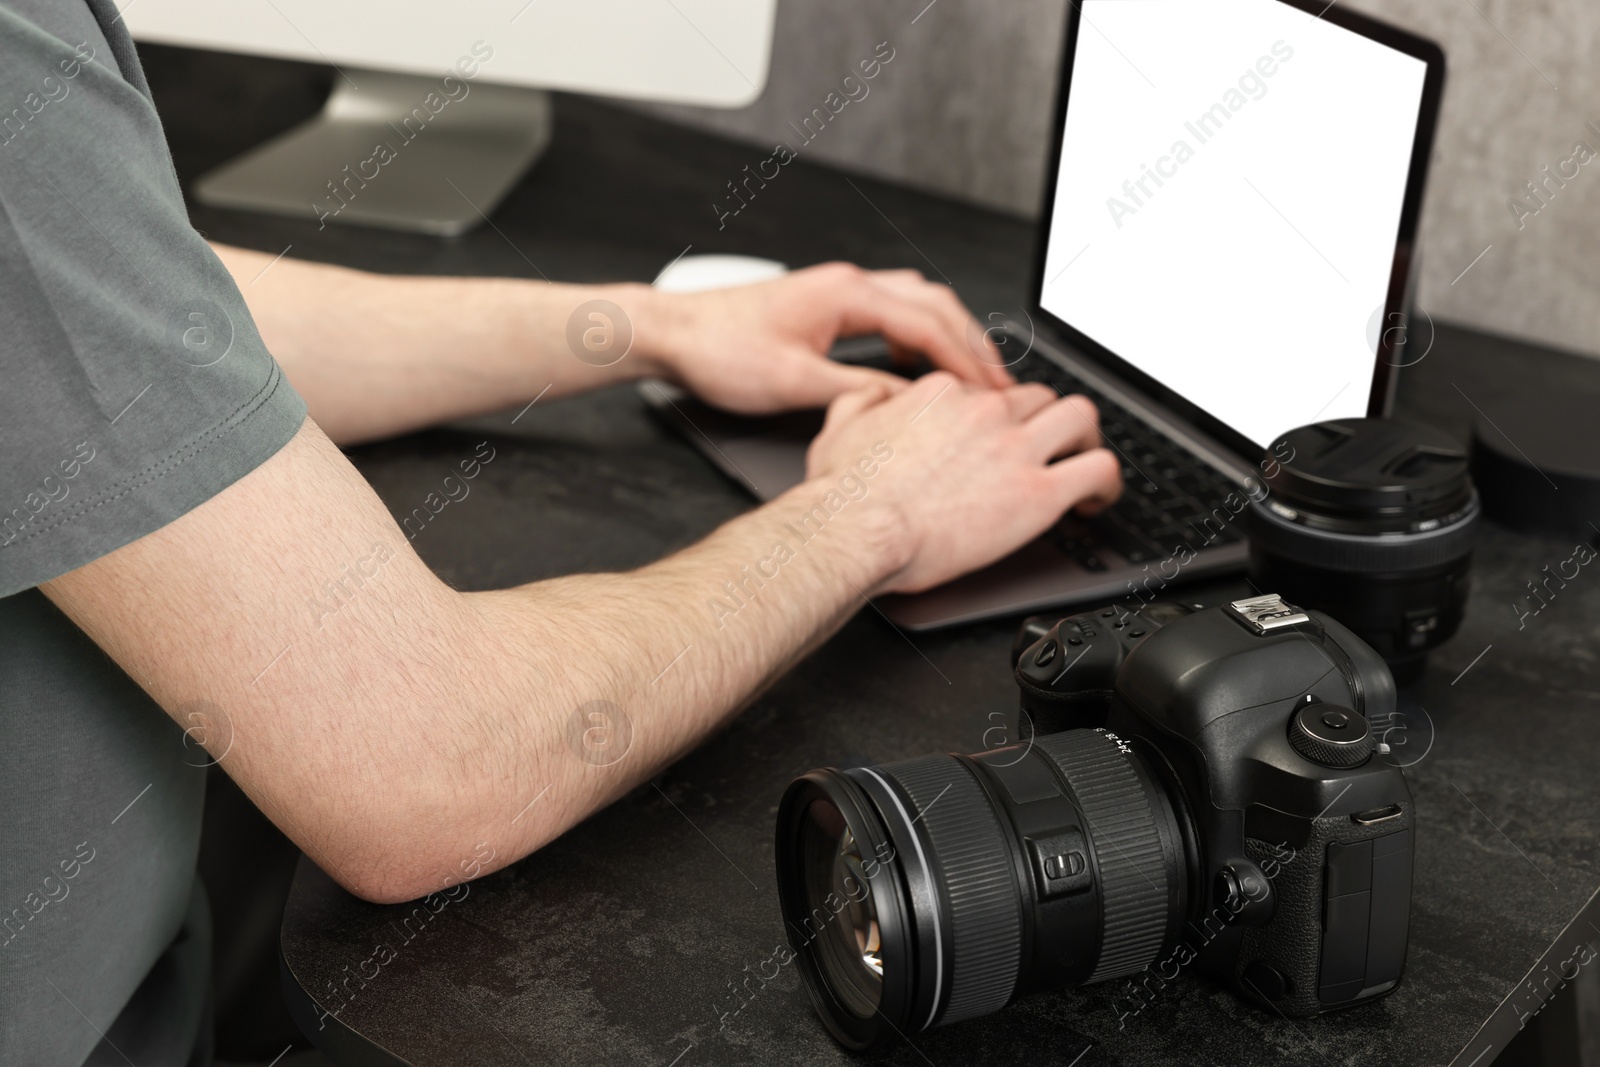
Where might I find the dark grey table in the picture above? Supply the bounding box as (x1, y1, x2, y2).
(148, 46, 1600, 1067)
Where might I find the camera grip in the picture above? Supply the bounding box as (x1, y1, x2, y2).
(1234, 807, 1414, 1018)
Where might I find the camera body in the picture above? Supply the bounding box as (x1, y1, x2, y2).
(1012, 594, 1414, 1016)
(774, 594, 1415, 1051)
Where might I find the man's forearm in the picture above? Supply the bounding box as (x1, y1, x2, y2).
(46, 356, 1117, 904)
(42, 421, 909, 903)
(460, 455, 909, 885)
(210, 243, 669, 445)
(211, 245, 1018, 449)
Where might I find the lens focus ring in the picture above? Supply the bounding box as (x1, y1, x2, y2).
(1037, 731, 1174, 983)
(881, 754, 1022, 1025)
(1248, 496, 1480, 572)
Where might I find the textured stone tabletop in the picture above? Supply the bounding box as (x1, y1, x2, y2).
(278, 362, 1600, 1067)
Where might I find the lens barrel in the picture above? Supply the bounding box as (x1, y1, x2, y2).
(775, 729, 1188, 1050)
(1249, 418, 1478, 680)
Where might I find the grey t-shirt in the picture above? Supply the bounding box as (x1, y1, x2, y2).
(0, 0, 307, 1062)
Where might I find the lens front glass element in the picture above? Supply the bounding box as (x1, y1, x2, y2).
(800, 799, 883, 1017)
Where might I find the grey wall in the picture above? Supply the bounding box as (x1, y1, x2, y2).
(640, 0, 1600, 359)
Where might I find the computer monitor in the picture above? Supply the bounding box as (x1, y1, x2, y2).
(1035, 0, 1443, 451)
(126, 0, 778, 234)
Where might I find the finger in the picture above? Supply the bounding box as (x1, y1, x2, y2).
(783, 360, 907, 411)
(868, 274, 1014, 389)
(866, 268, 927, 285)
(1044, 447, 1123, 516)
(835, 278, 999, 391)
(1003, 382, 1057, 423)
(1022, 393, 1102, 462)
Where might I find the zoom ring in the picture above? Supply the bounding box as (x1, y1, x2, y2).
(883, 754, 1022, 1025)
(1037, 731, 1173, 983)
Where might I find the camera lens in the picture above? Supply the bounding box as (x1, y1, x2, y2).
(775, 730, 1189, 1050)
(1249, 418, 1478, 682)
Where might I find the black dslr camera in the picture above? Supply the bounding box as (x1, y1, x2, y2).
(775, 594, 1414, 1050)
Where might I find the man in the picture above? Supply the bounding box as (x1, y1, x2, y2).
(0, 1, 1120, 1063)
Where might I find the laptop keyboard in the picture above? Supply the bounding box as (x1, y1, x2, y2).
(1011, 356, 1247, 568)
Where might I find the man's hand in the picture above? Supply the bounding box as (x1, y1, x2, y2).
(806, 372, 1123, 594)
(639, 262, 1014, 413)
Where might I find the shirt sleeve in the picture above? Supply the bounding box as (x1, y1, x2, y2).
(0, 3, 307, 596)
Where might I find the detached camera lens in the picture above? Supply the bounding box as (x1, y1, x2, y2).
(775, 730, 1189, 1050)
(1249, 418, 1479, 682)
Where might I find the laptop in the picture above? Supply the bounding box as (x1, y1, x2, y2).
(644, 0, 1445, 630)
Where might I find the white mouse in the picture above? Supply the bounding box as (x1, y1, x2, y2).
(653, 253, 788, 293)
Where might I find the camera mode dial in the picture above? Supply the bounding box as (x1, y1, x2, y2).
(1288, 702, 1374, 768)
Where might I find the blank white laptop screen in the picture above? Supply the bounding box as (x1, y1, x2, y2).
(1039, 0, 1429, 448)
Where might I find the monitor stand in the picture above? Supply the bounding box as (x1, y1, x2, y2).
(193, 70, 552, 237)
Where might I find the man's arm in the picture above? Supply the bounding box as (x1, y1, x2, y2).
(211, 245, 1012, 445)
(41, 373, 1116, 904)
